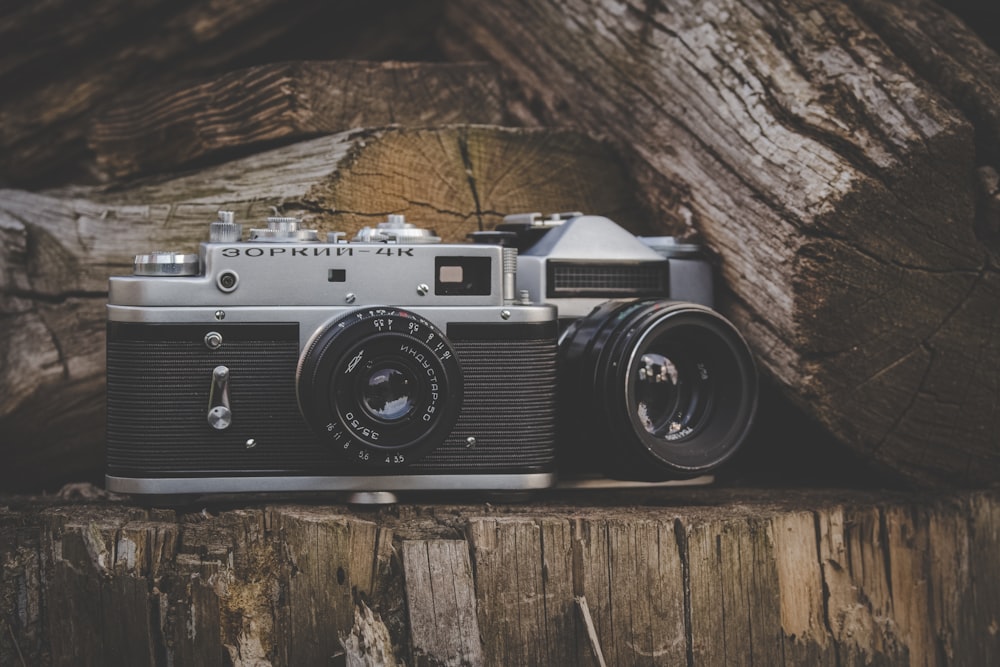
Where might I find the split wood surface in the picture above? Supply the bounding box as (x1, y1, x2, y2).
(1, 488, 997, 666)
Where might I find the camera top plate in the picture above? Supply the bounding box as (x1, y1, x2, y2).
(111, 214, 517, 309)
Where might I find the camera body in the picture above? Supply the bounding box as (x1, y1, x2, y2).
(105, 214, 558, 497)
(492, 213, 758, 482)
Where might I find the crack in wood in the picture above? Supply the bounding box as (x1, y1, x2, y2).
(457, 130, 485, 231)
(673, 518, 695, 667)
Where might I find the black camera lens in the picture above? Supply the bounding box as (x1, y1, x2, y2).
(298, 307, 463, 467)
(559, 299, 757, 480)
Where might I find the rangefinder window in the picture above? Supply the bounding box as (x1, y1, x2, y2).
(435, 256, 492, 295)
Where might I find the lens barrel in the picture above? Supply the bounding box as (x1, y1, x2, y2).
(297, 307, 463, 467)
(559, 299, 757, 480)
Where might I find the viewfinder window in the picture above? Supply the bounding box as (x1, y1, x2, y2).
(435, 257, 491, 295)
(439, 265, 464, 284)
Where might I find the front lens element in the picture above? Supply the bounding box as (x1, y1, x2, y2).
(634, 351, 694, 437)
(362, 365, 417, 422)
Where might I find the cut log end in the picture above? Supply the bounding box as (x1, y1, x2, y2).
(305, 125, 652, 239)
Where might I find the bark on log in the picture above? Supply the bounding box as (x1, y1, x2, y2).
(443, 0, 1000, 487)
(89, 60, 511, 181)
(1, 487, 997, 665)
(0, 125, 647, 490)
(0, 0, 448, 187)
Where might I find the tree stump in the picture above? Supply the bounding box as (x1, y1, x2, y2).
(1, 488, 997, 666)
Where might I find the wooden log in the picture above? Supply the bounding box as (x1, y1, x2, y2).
(88, 60, 511, 181)
(0, 0, 448, 187)
(0, 125, 648, 490)
(442, 0, 1000, 487)
(1, 487, 997, 665)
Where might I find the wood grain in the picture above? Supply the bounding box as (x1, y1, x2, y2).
(1, 487, 996, 665)
(402, 540, 484, 666)
(0, 0, 448, 187)
(89, 60, 511, 180)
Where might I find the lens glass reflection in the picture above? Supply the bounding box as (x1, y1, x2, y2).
(362, 366, 416, 422)
(635, 353, 679, 433)
(634, 351, 693, 437)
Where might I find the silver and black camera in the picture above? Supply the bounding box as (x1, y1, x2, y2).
(105, 213, 559, 498)
(481, 212, 758, 483)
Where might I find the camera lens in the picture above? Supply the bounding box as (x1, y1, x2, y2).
(297, 307, 463, 466)
(559, 299, 757, 479)
(360, 365, 417, 422)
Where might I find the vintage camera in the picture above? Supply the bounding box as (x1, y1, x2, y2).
(105, 213, 559, 500)
(484, 213, 758, 482)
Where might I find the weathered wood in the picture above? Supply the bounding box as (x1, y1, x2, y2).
(846, 0, 1000, 237)
(272, 507, 397, 665)
(342, 600, 402, 667)
(402, 540, 484, 666)
(575, 597, 609, 667)
(1, 488, 997, 665)
(89, 60, 511, 181)
(443, 0, 1000, 487)
(0, 0, 448, 187)
(849, 1, 1000, 154)
(0, 125, 647, 489)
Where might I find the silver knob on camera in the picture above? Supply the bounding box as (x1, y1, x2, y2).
(133, 251, 200, 276)
(248, 216, 320, 243)
(210, 210, 243, 243)
(352, 214, 441, 244)
(501, 211, 582, 227)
